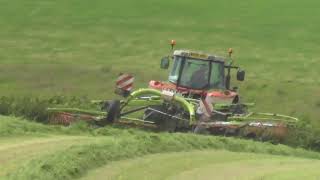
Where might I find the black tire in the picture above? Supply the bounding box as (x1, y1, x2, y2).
(157, 119, 177, 132)
(144, 105, 178, 132)
(193, 124, 209, 135)
(143, 105, 164, 122)
(230, 103, 248, 115)
(144, 105, 177, 132)
(104, 100, 120, 124)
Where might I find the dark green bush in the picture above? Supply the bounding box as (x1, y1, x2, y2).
(284, 121, 320, 151)
(0, 96, 94, 123)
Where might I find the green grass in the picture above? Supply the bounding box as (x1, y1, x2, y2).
(0, 115, 94, 136)
(0, 0, 320, 126)
(2, 116, 320, 180)
(0, 136, 99, 177)
(81, 150, 320, 180)
(1, 1, 320, 179)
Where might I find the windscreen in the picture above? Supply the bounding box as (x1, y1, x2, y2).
(169, 56, 225, 89)
(180, 58, 210, 89)
(210, 61, 225, 89)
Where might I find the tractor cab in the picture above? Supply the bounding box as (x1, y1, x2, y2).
(149, 49, 245, 103)
(168, 50, 225, 90)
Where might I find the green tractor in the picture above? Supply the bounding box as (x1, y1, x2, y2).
(48, 42, 298, 141)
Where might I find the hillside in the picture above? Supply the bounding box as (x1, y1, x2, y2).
(0, 0, 319, 125)
(0, 0, 319, 179)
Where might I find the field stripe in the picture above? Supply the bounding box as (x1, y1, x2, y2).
(0, 136, 98, 177)
(80, 150, 320, 180)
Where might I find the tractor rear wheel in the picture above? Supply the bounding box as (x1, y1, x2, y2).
(143, 105, 164, 122)
(143, 105, 177, 132)
(193, 124, 210, 134)
(157, 119, 177, 132)
(102, 100, 120, 125)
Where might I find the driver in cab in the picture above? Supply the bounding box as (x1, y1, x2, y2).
(190, 66, 209, 89)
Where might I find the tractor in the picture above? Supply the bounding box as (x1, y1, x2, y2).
(48, 41, 298, 141)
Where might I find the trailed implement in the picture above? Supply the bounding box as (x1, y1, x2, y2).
(48, 41, 298, 141)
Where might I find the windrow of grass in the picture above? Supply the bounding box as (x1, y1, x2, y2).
(0, 96, 95, 123)
(0, 115, 97, 137)
(81, 150, 320, 180)
(1, 95, 320, 152)
(3, 117, 320, 180)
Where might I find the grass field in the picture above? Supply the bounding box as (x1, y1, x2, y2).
(2, 116, 320, 180)
(0, 0, 320, 125)
(82, 150, 320, 180)
(1, 0, 320, 179)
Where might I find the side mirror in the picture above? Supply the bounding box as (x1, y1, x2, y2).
(237, 70, 245, 81)
(160, 57, 170, 69)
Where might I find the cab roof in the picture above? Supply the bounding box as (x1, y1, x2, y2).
(173, 50, 225, 62)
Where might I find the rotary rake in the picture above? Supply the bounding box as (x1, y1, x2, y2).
(48, 41, 298, 141)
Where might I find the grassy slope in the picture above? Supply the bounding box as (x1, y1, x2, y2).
(0, 136, 98, 177)
(1, 116, 320, 179)
(81, 150, 320, 180)
(0, 116, 105, 177)
(0, 0, 320, 125)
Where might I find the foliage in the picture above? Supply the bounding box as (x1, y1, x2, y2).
(0, 96, 94, 123)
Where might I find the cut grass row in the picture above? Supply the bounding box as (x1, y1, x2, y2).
(1, 95, 320, 151)
(0, 115, 94, 137)
(2, 116, 320, 180)
(0, 136, 101, 177)
(81, 150, 320, 180)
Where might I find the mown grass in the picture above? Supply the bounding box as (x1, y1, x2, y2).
(0, 0, 320, 126)
(81, 150, 320, 180)
(1, 1, 320, 177)
(0, 115, 95, 137)
(1, 94, 320, 150)
(2, 116, 320, 180)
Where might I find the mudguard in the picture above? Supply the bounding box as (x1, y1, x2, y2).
(125, 88, 196, 124)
